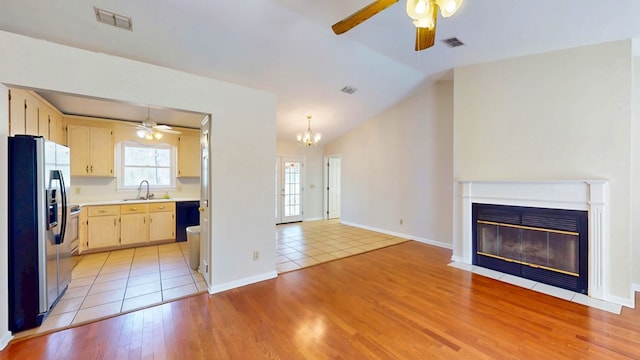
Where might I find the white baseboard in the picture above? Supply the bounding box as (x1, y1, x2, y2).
(451, 255, 464, 262)
(0, 331, 13, 351)
(304, 217, 323, 222)
(208, 271, 278, 294)
(340, 221, 452, 250)
(605, 293, 635, 309)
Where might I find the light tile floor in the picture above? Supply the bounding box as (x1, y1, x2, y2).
(276, 219, 408, 273)
(15, 242, 207, 339)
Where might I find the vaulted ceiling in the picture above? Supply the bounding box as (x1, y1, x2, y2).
(1, 1, 640, 142)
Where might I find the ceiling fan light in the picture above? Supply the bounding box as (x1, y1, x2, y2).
(413, 18, 434, 28)
(144, 132, 153, 140)
(137, 129, 147, 138)
(153, 132, 163, 139)
(406, 0, 430, 21)
(436, 0, 463, 17)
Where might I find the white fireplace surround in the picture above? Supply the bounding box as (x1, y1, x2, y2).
(455, 180, 609, 301)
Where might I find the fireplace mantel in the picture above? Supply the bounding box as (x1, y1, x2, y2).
(455, 180, 609, 300)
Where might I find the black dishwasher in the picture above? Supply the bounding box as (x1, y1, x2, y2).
(175, 201, 200, 242)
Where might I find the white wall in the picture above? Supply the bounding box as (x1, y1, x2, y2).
(324, 80, 454, 247)
(453, 40, 634, 303)
(276, 141, 325, 221)
(0, 30, 276, 345)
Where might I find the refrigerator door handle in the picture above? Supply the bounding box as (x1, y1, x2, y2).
(51, 170, 68, 245)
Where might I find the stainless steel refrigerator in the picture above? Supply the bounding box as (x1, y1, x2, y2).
(8, 135, 72, 332)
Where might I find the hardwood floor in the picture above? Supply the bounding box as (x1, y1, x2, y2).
(2, 241, 640, 359)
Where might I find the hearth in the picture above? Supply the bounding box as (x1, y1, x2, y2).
(472, 203, 588, 294)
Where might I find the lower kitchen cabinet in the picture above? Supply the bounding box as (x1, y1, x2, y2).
(81, 202, 176, 253)
(86, 205, 120, 250)
(120, 204, 149, 245)
(149, 202, 175, 241)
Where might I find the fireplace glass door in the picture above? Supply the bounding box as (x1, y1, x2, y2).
(477, 221, 579, 276)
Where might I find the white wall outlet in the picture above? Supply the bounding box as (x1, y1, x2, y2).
(252, 251, 260, 261)
(399, 219, 404, 225)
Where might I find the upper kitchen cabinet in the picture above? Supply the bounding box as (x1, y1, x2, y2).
(67, 123, 114, 177)
(178, 131, 200, 177)
(8, 88, 26, 135)
(9, 88, 66, 143)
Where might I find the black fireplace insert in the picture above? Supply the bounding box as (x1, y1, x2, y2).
(472, 203, 588, 294)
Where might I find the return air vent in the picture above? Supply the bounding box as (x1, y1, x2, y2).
(441, 37, 465, 48)
(94, 7, 133, 31)
(341, 86, 358, 94)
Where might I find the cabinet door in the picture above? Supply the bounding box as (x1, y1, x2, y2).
(78, 210, 88, 254)
(68, 125, 91, 176)
(149, 212, 175, 241)
(24, 96, 39, 136)
(90, 127, 114, 176)
(121, 213, 148, 245)
(49, 111, 65, 145)
(38, 105, 51, 138)
(87, 215, 120, 249)
(9, 89, 26, 136)
(178, 134, 200, 177)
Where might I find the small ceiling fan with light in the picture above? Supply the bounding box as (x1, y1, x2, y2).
(332, 0, 464, 51)
(135, 108, 181, 140)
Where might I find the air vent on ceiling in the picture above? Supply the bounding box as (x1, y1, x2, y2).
(94, 7, 133, 31)
(341, 86, 358, 95)
(441, 37, 465, 48)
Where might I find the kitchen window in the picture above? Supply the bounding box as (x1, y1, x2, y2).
(117, 142, 176, 189)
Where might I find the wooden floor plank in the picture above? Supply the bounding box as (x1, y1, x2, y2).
(2, 241, 640, 359)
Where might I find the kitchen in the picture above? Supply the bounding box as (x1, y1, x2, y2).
(0, 31, 277, 350)
(7, 87, 207, 336)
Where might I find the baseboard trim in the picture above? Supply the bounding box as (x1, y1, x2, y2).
(0, 331, 13, 351)
(208, 271, 278, 294)
(605, 293, 635, 309)
(340, 221, 452, 250)
(451, 255, 464, 262)
(304, 217, 323, 222)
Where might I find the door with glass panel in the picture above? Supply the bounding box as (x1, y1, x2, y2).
(276, 156, 304, 224)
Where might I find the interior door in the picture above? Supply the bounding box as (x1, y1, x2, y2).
(199, 115, 211, 285)
(276, 156, 304, 224)
(326, 156, 342, 219)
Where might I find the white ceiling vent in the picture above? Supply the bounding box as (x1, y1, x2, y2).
(341, 86, 358, 94)
(441, 37, 465, 48)
(94, 7, 133, 31)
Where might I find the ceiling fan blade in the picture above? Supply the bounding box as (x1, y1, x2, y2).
(414, 6, 438, 51)
(332, 0, 398, 35)
(153, 124, 173, 130)
(158, 128, 181, 134)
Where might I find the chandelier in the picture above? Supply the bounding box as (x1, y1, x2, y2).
(296, 115, 321, 146)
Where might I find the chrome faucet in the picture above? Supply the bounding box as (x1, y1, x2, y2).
(137, 180, 150, 200)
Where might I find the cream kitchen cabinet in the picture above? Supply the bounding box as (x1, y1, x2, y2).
(9, 88, 64, 140)
(148, 202, 176, 241)
(68, 125, 114, 176)
(177, 133, 200, 177)
(86, 205, 120, 250)
(120, 204, 149, 245)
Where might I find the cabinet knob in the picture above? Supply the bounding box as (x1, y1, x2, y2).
(90, 165, 93, 173)
(98, 210, 106, 213)
(130, 207, 138, 211)
(157, 206, 165, 209)
(198, 207, 204, 212)
(86, 165, 89, 173)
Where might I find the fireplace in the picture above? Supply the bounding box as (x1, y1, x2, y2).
(472, 203, 588, 294)
(455, 180, 608, 301)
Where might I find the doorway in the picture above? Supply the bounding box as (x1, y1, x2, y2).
(324, 155, 341, 219)
(276, 156, 304, 224)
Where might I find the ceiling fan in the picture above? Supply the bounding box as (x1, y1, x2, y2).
(135, 108, 181, 140)
(331, 0, 463, 51)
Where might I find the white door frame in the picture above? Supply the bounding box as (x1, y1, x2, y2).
(323, 154, 342, 220)
(199, 115, 211, 287)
